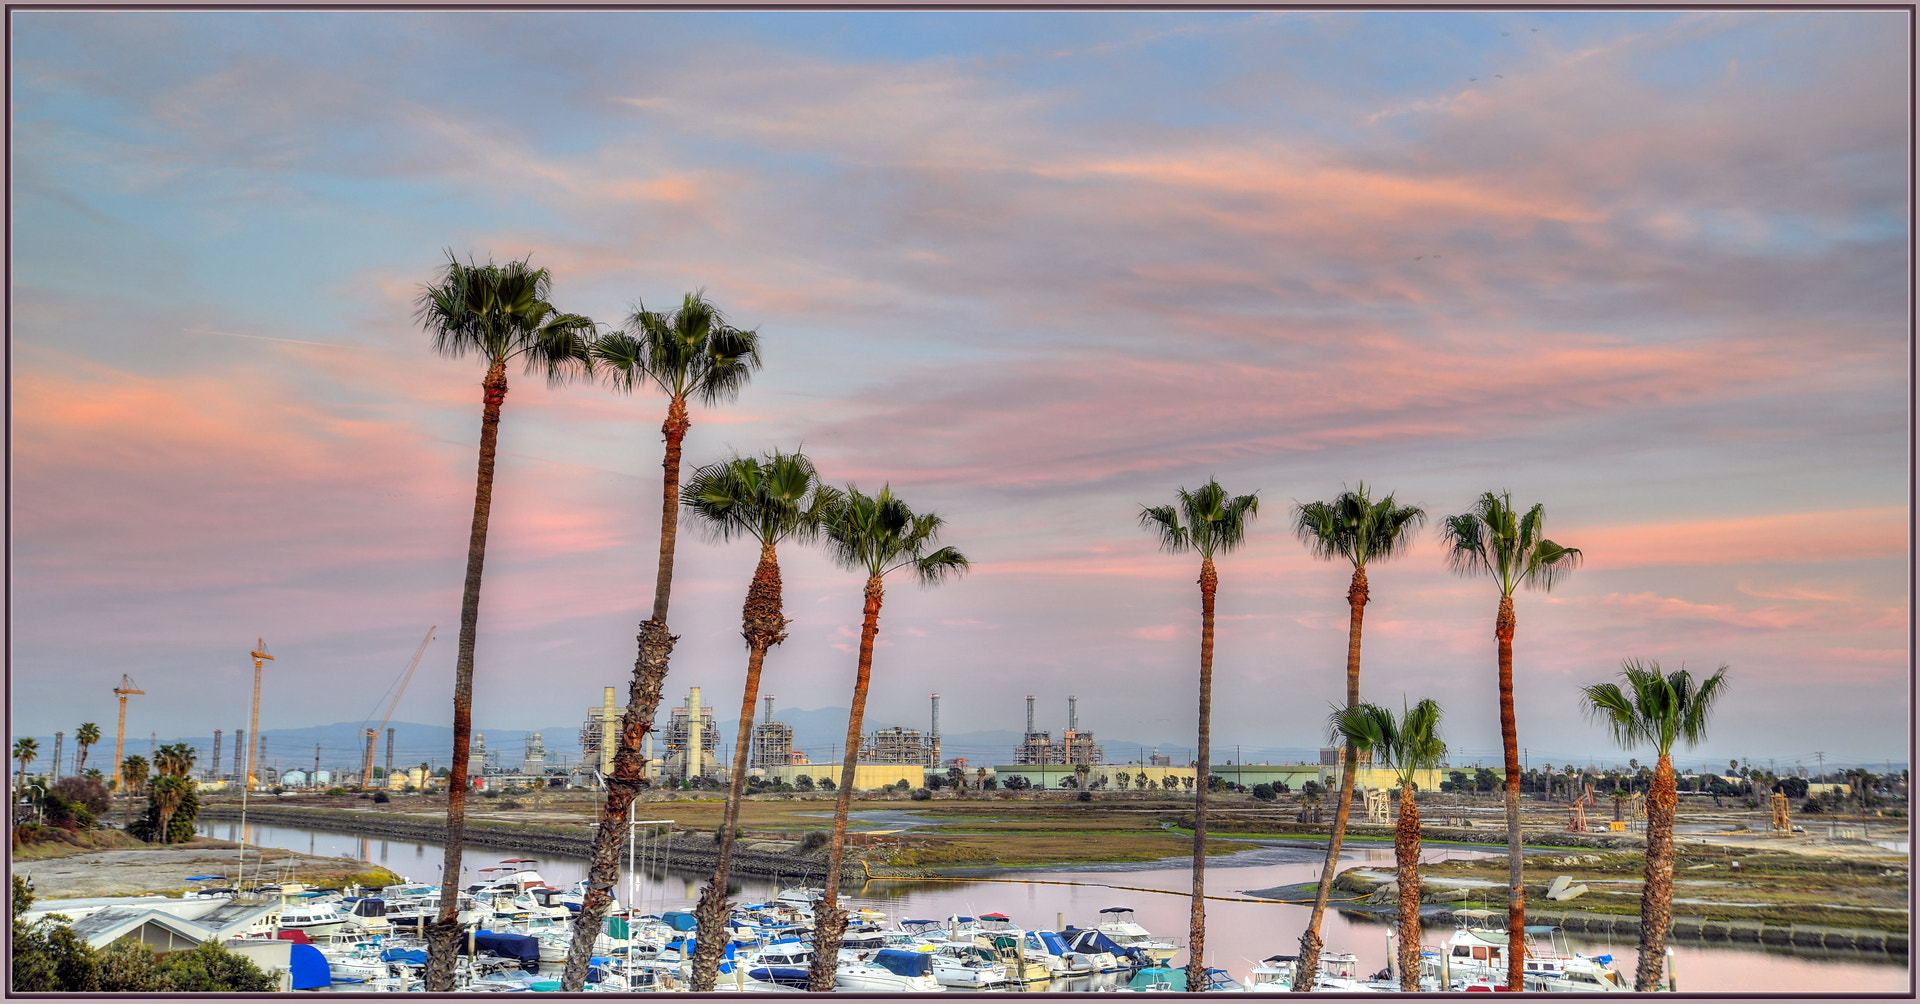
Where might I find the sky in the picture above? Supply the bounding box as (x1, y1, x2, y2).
(9, 9, 1911, 775)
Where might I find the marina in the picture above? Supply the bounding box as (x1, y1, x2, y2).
(179, 818, 1908, 993)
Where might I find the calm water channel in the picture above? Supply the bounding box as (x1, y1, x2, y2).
(198, 818, 1909, 993)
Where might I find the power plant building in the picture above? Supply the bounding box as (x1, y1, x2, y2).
(751, 695, 794, 770)
(661, 686, 723, 779)
(1011, 694, 1103, 764)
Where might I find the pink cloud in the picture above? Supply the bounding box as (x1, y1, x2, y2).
(1578, 507, 1907, 569)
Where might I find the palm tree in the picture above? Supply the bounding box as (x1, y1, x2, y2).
(1332, 699, 1447, 992)
(119, 755, 149, 825)
(561, 292, 762, 992)
(681, 449, 838, 991)
(806, 485, 967, 993)
(1581, 660, 1729, 991)
(149, 744, 198, 844)
(1290, 484, 1425, 987)
(1440, 491, 1581, 990)
(73, 724, 100, 778)
(14, 738, 40, 792)
(414, 252, 596, 990)
(1140, 478, 1260, 992)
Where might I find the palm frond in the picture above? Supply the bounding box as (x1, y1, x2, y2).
(416, 252, 595, 382)
(823, 483, 968, 587)
(1295, 483, 1425, 567)
(681, 449, 831, 546)
(604, 291, 762, 403)
(1580, 659, 1730, 756)
(1142, 478, 1258, 559)
(1443, 491, 1580, 595)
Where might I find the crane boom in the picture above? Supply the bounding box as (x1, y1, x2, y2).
(361, 626, 435, 790)
(110, 674, 145, 792)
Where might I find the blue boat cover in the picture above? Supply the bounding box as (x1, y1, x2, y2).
(465, 930, 540, 963)
(288, 943, 330, 990)
(661, 910, 698, 931)
(1068, 928, 1127, 957)
(871, 949, 933, 978)
(382, 947, 428, 964)
(749, 966, 811, 989)
(1028, 931, 1071, 956)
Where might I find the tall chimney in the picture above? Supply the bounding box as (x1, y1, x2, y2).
(234, 730, 245, 782)
(51, 731, 64, 781)
(385, 727, 395, 780)
(686, 687, 704, 781)
(1025, 695, 1036, 736)
(1068, 695, 1078, 733)
(211, 729, 223, 782)
(763, 695, 776, 725)
(314, 744, 322, 784)
(930, 694, 941, 739)
(601, 687, 618, 774)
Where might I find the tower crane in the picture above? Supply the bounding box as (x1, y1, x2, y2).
(110, 674, 145, 792)
(361, 627, 436, 791)
(246, 639, 274, 790)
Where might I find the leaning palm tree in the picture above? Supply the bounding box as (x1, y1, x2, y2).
(806, 485, 967, 994)
(1581, 660, 1728, 992)
(1140, 478, 1260, 992)
(1440, 491, 1581, 990)
(1290, 484, 1425, 988)
(563, 292, 761, 992)
(682, 449, 839, 991)
(1332, 699, 1447, 991)
(73, 723, 100, 778)
(14, 737, 39, 792)
(415, 252, 597, 991)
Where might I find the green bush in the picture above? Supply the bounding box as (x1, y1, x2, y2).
(1251, 783, 1277, 802)
(798, 830, 830, 853)
(909, 788, 932, 801)
(373, 790, 390, 803)
(326, 787, 349, 796)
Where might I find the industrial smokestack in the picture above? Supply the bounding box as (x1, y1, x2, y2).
(234, 731, 245, 782)
(211, 730, 223, 782)
(1026, 695, 1036, 736)
(686, 687, 704, 782)
(763, 695, 776, 725)
(385, 727, 395, 780)
(930, 694, 941, 739)
(52, 732, 63, 781)
(1068, 695, 1078, 733)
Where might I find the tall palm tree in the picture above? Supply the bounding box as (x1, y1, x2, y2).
(1290, 484, 1425, 988)
(681, 450, 839, 991)
(14, 738, 39, 792)
(415, 252, 596, 990)
(806, 485, 967, 993)
(1332, 699, 1447, 992)
(73, 724, 100, 778)
(1440, 491, 1581, 990)
(563, 292, 761, 991)
(1140, 478, 1260, 992)
(1581, 660, 1728, 992)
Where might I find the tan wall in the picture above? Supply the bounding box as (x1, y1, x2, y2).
(764, 763, 924, 791)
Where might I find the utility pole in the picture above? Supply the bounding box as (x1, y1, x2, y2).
(1815, 752, 1825, 781)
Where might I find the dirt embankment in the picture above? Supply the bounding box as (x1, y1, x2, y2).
(14, 836, 398, 901)
(194, 805, 835, 885)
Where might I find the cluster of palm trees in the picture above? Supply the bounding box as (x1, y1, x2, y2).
(1143, 478, 1731, 994)
(411, 254, 967, 993)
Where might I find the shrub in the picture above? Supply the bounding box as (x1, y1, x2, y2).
(798, 830, 830, 853)
(52, 777, 110, 818)
(1076, 790, 1093, 802)
(909, 788, 932, 801)
(1251, 783, 1277, 802)
(373, 790, 390, 803)
(498, 800, 523, 810)
(326, 787, 348, 796)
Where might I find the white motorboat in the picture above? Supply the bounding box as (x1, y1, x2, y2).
(832, 947, 943, 993)
(278, 900, 350, 939)
(1095, 906, 1180, 964)
(1422, 911, 1626, 991)
(929, 942, 1008, 988)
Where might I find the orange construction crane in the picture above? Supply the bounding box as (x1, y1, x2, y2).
(246, 639, 274, 790)
(110, 674, 145, 792)
(361, 627, 436, 790)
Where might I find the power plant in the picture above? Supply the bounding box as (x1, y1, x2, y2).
(1013, 694, 1103, 765)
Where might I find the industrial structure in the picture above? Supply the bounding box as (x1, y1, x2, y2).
(661, 687, 722, 780)
(853, 694, 943, 766)
(111, 673, 144, 792)
(361, 627, 434, 790)
(522, 733, 547, 776)
(750, 696, 794, 770)
(1011, 694, 1103, 765)
(245, 639, 273, 789)
(579, 687, 622, 776)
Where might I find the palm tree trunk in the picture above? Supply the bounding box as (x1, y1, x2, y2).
(1495, 594, 1523, 992)
(562, 398, 692, 991)
(1395, 782, 1421, 992)
(807, 575, 884, 994)
(693, 541, 787, 991)
(425, 360, 506, 992)
(1635, 753, 1677, 991)
(1186, 556, 1218, 991)
(1294, 563, 1368, 992)
(560, 620, 675, 990)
